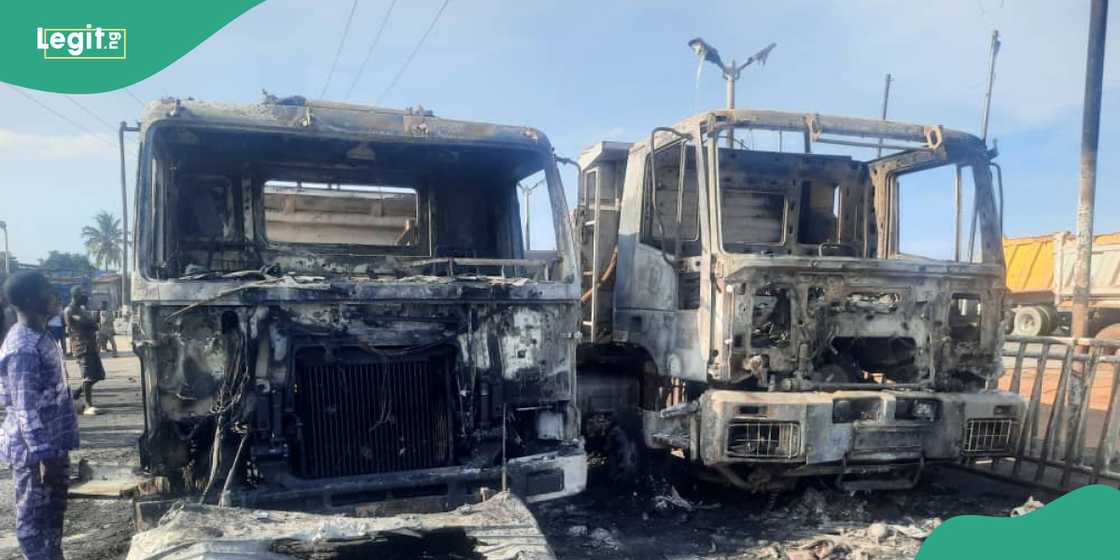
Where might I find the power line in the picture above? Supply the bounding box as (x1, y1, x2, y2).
(377, 0, 451, 105)
(345, 0, 399, 100)
(5, 85, 115, 148)
(320, 0, 360, 98)
(64, 95, 117, 132)
(123, 88, 145, 107)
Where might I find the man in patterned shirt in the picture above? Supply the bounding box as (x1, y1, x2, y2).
(1, 271, 80, 560)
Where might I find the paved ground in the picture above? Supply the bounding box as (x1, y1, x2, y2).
(0, 336, 140, 560)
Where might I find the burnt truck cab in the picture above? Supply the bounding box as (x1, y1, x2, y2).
(577, 109, 1024, 489)
(130, 97, 585, 516)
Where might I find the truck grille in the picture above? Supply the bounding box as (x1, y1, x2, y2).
(292, 347, 454, 479)
(727, 421, 801, 459)
(963, 418, 1016, 454)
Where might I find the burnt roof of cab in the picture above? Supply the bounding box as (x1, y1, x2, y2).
(138, 97, 552, 150)
(653, 108, 988, 152)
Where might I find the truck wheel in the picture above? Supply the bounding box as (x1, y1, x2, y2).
(1013, 306, 1050, 336)
(1094, 323, 1120, 340)
(1038, 306, 1058, 335)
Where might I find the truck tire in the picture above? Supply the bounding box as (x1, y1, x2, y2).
(1038, 306, 1059, 335)
(1094, 323, 1120, 340)
(1013, 306, 1051, 336)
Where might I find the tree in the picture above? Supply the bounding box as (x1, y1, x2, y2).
(41, 251, 95, 274)
(81, 211, 123, 271)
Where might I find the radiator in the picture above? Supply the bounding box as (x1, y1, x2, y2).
(963, 418, 1016, 455)
(292, 347, 454, 479)
(726, 420, 801, 459)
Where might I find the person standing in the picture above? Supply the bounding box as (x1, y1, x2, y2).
(96, 302, 118, 358)
(64, 287, 104, 416)
(1, 271, 81, 560)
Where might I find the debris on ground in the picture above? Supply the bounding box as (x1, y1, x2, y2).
(588, 527, 623, 551)
(890, 517, 942, 540)
(867, 522, 891, 543)
(127, 492, 555, 560)
(652, 485, 694, 513)
(566, 525, 588, 538)
(1011, 496, 1045, 516)
(534, 462, 1038, 560)
(799, 536, 846, 558)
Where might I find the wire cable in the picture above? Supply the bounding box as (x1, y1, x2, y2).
(376, 0, 450, 105)
(6, 85, 115, 148)
(123, 88, 145, 107)
(344, 0, 399, 100)
(320, 0, 360, 98)
(63, 95, 117, 132)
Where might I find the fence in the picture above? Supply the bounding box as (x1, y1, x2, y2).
(969, 335, 1120, 492)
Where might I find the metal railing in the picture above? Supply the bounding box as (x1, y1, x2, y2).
(971, 335, 1120, 491)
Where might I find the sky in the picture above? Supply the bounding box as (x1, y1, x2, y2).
(1, 0, 1118, 263)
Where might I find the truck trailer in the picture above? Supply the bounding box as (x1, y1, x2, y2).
(1004, 231, 1120, 337)
(574, 109, 1025, 490)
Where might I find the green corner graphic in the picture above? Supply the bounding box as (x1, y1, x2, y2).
(918, 484, 1120, 559)
(1, 1, 266, 93)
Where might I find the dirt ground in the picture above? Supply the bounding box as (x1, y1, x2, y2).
(0, 339, 1045, 560)
(533, 458, 1038, 560)
(0, 336, 139, 560)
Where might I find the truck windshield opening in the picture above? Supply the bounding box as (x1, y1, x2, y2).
(264, 181, 421, 247)
(144, 125, 563, 279)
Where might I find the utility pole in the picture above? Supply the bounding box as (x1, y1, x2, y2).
(968, 30, 1002, 263)
(980, 30, 1002, 142)
(119, 121, 140, 309)
(519, 180, 543, 252)
(1072, 0, 1109, 339)
(0, 220, 9, 275)
(876, 73, 893, 157)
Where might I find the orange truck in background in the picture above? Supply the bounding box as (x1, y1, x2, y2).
(1004, 231, 1120, 337)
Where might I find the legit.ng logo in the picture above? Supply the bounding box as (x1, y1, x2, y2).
(36, 25, 126, 60)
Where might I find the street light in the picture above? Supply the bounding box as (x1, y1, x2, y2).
(688, 38, 776, 110)
(518, 180, 544, 252)
(0, 220, 9, 275)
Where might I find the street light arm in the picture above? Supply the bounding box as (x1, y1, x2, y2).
(518, 179, 544, 194)
(737, 42, 777, 72)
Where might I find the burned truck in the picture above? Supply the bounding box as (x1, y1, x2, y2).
(576, 109, 1025, 490)
(129, 97, 585, 518)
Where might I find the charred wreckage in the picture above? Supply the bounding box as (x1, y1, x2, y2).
(575, 109, 1026, 490)
(129, 96, 585, 522)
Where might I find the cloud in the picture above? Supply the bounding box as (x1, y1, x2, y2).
(0, 129, 118, 160)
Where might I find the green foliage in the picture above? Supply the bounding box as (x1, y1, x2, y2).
(41, 250, 95, 273)
(81, 211, 123, 271)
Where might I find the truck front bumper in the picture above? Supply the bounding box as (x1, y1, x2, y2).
(699, 389, 1024, 469)
(134, 447, 586, 530)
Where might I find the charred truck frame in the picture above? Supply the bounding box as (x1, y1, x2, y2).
(576, 109, 1025, 490)
(130, 97, 585, 518)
